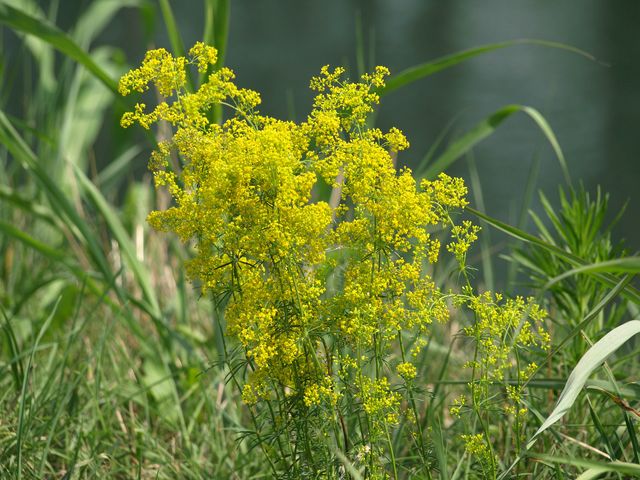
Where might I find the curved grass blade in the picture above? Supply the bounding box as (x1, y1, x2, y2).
(379, 39, 596, 97)
(544, 258, 640, 289)
(418, 104, 570, 185)
(0, 111, 163, 340)
(528, 320, 640, 448)
(498, 275, 634, 480)
(0, 110, 112, 279)
(0, 3, 117, 93)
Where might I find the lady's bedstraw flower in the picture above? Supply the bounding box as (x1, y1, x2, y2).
(120, 43, 549, 478)
(396, 361, 417, 380)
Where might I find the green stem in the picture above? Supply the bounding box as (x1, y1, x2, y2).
(384, 422, 399, 480)
(397, 331, 432, 478)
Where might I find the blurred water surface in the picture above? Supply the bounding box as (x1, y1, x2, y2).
(56, 0, 640, 257)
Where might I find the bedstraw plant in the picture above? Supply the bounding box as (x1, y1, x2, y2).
(118, 43, 550, 479)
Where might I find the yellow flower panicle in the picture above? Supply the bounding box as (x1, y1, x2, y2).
(396, 361, 417, 380)
(120, 44, 549, 469)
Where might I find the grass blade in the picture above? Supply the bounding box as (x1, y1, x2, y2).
(532, 454, 640, 476)
(528, 320, 640, 448)
(16, 297, 60, 480)
(379, 39, 596, 97)
(158, 0, 185, 57)
(467, 152, 494, 290)
(417, 104, 569, 184)
(544, 258, 640, 289)
(0, 2, 117, 93)
(0, 110, 112, 282)
(467, 207, 640, 304)
(73, 164, 161, 319)
(213, 0, 230, 68)
(212, 0, 230, 123)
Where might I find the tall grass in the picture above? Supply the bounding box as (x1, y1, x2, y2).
(0, 1, 638, 478)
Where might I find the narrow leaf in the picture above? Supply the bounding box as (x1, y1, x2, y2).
(0, 3, 117, 93)
(379, 39, 596, 97)
(418, 104, 569, 185)
(528, 320, 640, 448)
(467, 207, 640, 304)
(533, 454, 640, 476)
(158, 0, 185, 57)
(73, 164, 161, 319)
(545, 258, 640, 289)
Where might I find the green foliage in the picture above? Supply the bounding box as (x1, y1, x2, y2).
(0, 1, 637, 479)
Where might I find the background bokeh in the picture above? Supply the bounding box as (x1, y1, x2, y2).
(14, 0, 640, 257)
(220, 1, 639, 250)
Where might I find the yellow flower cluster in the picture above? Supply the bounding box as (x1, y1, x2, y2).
(449, 394, 466, 418)
(447, 220, 481, 262)
(303, 376, 341, 407)
(461, 433, 489, 456)
(462, 291, 549, 382)
(121, 43, 475, 405)
(359, 376, 401, 426)
(396, 361, 417, 380)
(461, 433, 494, 475)
(120, 44, 549, 472)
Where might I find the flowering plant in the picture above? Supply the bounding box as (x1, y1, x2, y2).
(120, 43, 549, 479)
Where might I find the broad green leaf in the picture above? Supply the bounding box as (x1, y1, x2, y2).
(0, 2, 118, 93)
(379, 39, 595, 97)
(545, 258, 640, 289)
(418, 104, 569, 184)
(528, 320, 640, 448)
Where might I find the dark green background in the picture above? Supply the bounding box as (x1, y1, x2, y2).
(16, 1, 640, 254)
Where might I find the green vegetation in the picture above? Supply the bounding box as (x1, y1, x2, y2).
(1, 1, 638, 479)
